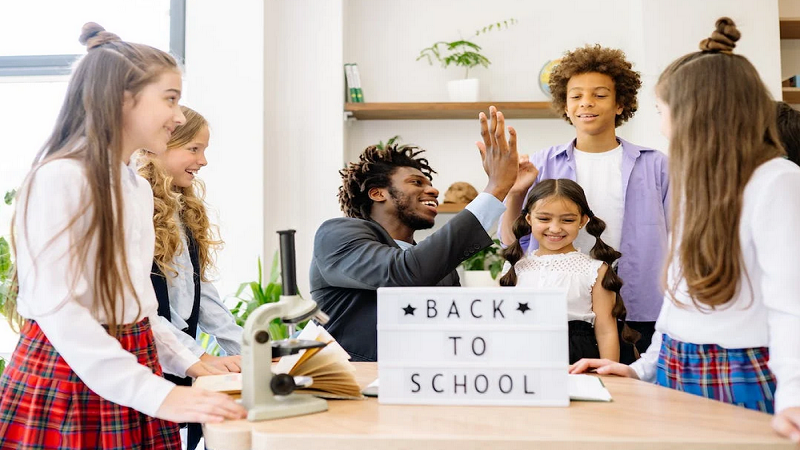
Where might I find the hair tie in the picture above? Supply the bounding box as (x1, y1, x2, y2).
(587, 209, 595, 218)
(521, 208, 529, 215)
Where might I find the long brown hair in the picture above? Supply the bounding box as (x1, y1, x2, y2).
(657, 18, 785, 309)
(137, 106, 222, 280)
(6, 23, 180, 333)
(500, 179, 640, 348)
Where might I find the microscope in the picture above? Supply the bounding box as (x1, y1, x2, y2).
(240, 230, 331, 421)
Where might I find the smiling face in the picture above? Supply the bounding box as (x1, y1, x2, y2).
(157, 124, 210, 188)
(565, 72, 623, 138)
(383, 166, 440, 230)
(121, 70, 185, 160)
(527, 195, 588, 255)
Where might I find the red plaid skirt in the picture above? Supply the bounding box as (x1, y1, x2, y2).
(0, 318, 180, 450)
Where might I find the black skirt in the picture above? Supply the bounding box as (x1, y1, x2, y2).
(568, 320, 600, 364)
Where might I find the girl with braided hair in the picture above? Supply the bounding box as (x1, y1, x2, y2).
(500, 179, 638, 364)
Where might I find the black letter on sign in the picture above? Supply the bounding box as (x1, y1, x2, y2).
(432, 374, 444, 393)
(499, 374, 513, 394)
(411, 373, 421, 393)
(493, 300, 505, 319)
(470, 299, 482, 318)
(471, 337, 486, 356)
(447, 300, 460, 318)
(524, 375, 535, 395)
(427, 299, 437, 318)
(448, 336, 462, 355)
(454, 375, 467, 394)
(474, 374, 489, 394)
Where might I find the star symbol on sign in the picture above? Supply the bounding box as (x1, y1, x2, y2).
(517, 302, 531, 314)
(403, 304, 416, 316)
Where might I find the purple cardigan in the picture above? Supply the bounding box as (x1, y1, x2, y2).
(503, 138, 670, 321)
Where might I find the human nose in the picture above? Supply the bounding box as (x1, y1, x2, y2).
(427, 185, 440, 198)
(197, 150, 207, 167)
(174, 106, 186, 125)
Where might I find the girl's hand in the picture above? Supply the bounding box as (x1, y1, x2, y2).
(186, 360, 226, 378)
(510, 154, 539, 195)
(155, 386, 247, 424)
(773, 407, 800, 443)
(200, 354, 242, 373)
(569, 358, 639, 379)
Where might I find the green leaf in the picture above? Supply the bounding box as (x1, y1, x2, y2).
(0, 357, 5, 375)
(3, 189, 15, 206)
(0, 237, 11, 278)
(268, 251, 280, 284)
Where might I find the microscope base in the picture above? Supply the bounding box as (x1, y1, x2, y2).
(247, 393, 328, 421)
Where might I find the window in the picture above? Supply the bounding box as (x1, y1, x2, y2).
(0, 0, 186, 356)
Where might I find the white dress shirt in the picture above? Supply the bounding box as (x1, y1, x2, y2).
(630, 158, 800, 413)
(158, 223, 242, 356)
(14, 159, 199, 417)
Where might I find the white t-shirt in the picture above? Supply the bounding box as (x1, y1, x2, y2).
(572, 145, 624, 254)
(513, 251, 604, 324)
(630, 158, 800, 413)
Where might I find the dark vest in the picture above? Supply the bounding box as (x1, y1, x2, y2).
(151, 230, 202, 387)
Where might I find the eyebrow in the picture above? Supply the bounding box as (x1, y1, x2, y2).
(568, 86, 612, 92)
(534, 212, 579, 217)
(165, 88, 182, 96)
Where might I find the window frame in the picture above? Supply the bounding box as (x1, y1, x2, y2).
(0, 0, 185, 77)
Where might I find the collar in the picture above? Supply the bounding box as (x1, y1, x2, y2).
(551, 137, 647, 161)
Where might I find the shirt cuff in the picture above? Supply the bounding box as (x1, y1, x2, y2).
(464, 192, 506, 233)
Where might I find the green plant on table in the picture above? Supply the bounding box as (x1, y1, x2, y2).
(461, 239, 504, 280)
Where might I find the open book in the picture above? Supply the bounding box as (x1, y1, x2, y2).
(195, 322, 363, 399)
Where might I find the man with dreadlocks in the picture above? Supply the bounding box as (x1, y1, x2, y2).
(310, 107, 519, 361)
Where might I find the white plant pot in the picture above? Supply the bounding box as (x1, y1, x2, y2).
(447, 78, 479, 102)
(462, 270, 499, 287)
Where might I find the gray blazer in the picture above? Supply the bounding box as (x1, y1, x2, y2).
(309, 210, 493, 361)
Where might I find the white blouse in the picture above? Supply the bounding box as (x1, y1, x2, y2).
(630, 158, 800, 413)
(158, 220, 242, 357)
(513, 251, 604, 324)
(14, 158, 199, 417)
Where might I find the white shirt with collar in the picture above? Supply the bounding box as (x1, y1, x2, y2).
(630, 158, 800, 413)
(14, 158, 199, 418)
(158, 220, 242, 357)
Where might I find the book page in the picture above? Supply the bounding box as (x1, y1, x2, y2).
(567, 374, 612, 402)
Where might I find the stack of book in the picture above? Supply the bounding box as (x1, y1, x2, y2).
(344, 63, 364, 103)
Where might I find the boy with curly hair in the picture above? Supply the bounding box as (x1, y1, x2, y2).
(499, 45, 669, 360)
(310, 108, 518, 362)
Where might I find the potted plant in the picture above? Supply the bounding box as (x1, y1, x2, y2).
(227, 252, 306, 342)
(416, 19, 516, 102)
(460, 239, 505, 287)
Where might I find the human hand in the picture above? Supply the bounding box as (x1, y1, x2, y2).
(155, 386, 247, 423)
(510, 154, 539, 195)
(186, 360, 226, 378)
(200, 354, 242, 373)
(476, 106, 519, 201)
(772, 407, 800, 443)
(569, 358, 639, 378)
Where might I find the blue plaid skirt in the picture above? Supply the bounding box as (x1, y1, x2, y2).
(656, 334, 776, 413)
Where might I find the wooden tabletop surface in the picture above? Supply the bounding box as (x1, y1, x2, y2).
(204, 362, 792, 450)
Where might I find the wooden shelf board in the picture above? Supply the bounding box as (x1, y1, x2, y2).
(780, 18, 800, 39)
(783, 87, 800, 104)
(437, 203, 467, 213)
(344, 102, 559, 120)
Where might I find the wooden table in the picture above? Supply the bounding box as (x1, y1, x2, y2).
(204, 362, 793, 450)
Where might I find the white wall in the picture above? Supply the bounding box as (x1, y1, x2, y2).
(262, 0, 344, 297)
(183, 0, 264, 299)
(343, 0, 781, 241)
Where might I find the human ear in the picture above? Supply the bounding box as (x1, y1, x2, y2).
(580, 215, 590, 229)
(368, 187, 388, 203)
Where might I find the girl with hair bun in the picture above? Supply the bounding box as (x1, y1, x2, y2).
(0, 23, 245, 449)
(571, 18, 800, 441)
(500, 178, 639, 364)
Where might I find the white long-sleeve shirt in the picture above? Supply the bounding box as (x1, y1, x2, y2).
(14, 158, 199, 417)
(631, 158, 800, 413)
(157, 224, 242, 356)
